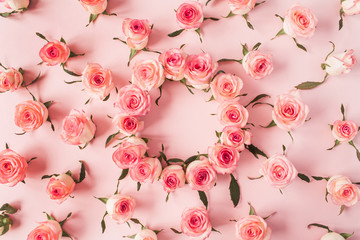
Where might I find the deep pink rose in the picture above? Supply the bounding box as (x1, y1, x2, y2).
(181, 207, 212, 239)
(39, 40, 70, 66)
(176, 1, 203, 30)
(221, 126, 252, 151)
(186, 158, 217, 192)
(160, 165, 185, 193)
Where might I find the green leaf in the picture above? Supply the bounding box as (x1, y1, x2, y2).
(154, 229, 163, 234)
(86, 14, 99, 27)
(217, 58, 242, 64)
(349, 141, 360, 161)
(36, 32, 49, 42)
(206, 95, 215, 102)
(340, 232, 354, 239)
(288, 131, 294, 142)
(307, 223, 331, 232)
(339, 8, 344, 30)
(170, 228, 182, 234)
(25, 87, 37, 101)
(167, 158, 184, 163)
(0, 204, 17, 214)
(341, 104, 345, 121)
(275, 14, 284, 22)
(5, 143, 9, 149)
(65, 170, 72, 177)
(75, 161, 86, 183)
(105, 131, 120, 147)
(180, 44, 186, 49)
(102, 93, 110, 102)
(60, 37, 66, 44)
(137, 182, 141, 191)
(128, 49, 138, 66)
(0, 224, 10, 236)
(113, 37, 127, 45)
(15, 132, 26, 136)
(84, 98, 91, 105)
(252, 42, 261, 51)
(179, 78, 195, 95)
(43, 101, 53, 109)
(248, 175, 263, 180)
(204, 17, 219, 21)
(102, 10, 117, 16)
(41, 174, 59, 179)
(263, 212, 277, 220)
(261, 120, 276, 128)
(212, 70, 226, 81)
(242, 14, 254, 30)
(297, 173, 310, 183)
(0, 63, 8, 70)
(64, 80, 82, 84)
(198, 191, 208, 209)
(59, 212, 72, 226)
(224, 11, 236, 18)
(282, 145, 286, 155)
(0, 11, 17, 18)
(165, 192, 170, 202)
(271, 28, 285, 40)
(229, 174, 240, 207)
(195, 28, 202, 43)
(205, 0, 212, 5)
(142, 48, 162, 54)
(62, 230, 73, 239)
(312, 176, 329, 181)
(211, 227, 221, 234)
(241, 43, 249, 56)
(245, 144, 268, 159)
(339, 205, 345, 215)
(248, 202, 256, 215)
(327, 140, 340, 150)
(155, 85, 162, 106)
(62, 64, 81, 76)
(295, 81, 324, 90)
(101, 212, 108, 233)
(293, 38, 307, 52)
(255, 1, 266, 7)
(95, 197, 108, 204)
(244, 94, 270, 108)
(184, 155, 198, 165)
(130, 218, 145, 229)
(43, 212, 55, 220)
(168, 29, 185, 37)
(123, 234, 137, 239)
(22, 72, 41, 87)
(69, 51, 85, 58)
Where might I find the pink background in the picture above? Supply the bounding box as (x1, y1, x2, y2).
(1, 0, 360, 239)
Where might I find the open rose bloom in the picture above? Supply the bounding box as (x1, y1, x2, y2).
(0, 0, 29, 11)
(122, 18, 152, 50)
(181, 207, 212, 239)
(176, 1, 203, 30)
(82, 63, 114, 100)
(208, 143, 240, 174)
(130, 157, 162, 183)
(39, 40, 70, 66)
(235, 215, 271, 240)
(321, 232, 346, 240)
(326, 175, 360, 207)
(283, 5, 318, 39)
(15, 100, 48, 132)
(0, 68, 23, 92)
(114, 84, 151, 116)
(46, 173, 75, 204)
(228, 0, 256, 15)
(0, 149, 27, 187)
(186, 158, 217, 192)
(342, 0, 360, 15)
(27, 220, 62, 240)
(131, 59, 165, 91)
(106, 194, 136, 223)
(160, 165, 185, 193)
(113, 114, 144, 136)
(242, 51, 273, 80)
(159, 48, 187, 81)
(80, 0, 107, 15)
(332, 120, 358, 142)
(324, 50, 357, 76)
(210, 73, 243, 102)
(221, 126, 252, 151)
(217, 101, 249, 127)
(185, 53, 218, 89)
(112, 137, 147, 169)
(135, 229, 158, 240)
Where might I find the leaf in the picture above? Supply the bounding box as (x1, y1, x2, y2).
(62, 230, 73, 239)
(25, 87, 37, 101)
(5, 143, 9, 149)
(137, 182, 141, 191)
(184, 155, 198, 165)
(119, 168, 129, 181)
(298, 173, 310, 183)
(105, 131, 120, 147)
(293, 38, 307, 52)
(15, 132, 26, 135)
(36, 32, 49, 42)
(165, 192, 170, 202)
(102, 93, 110, 102)
(263, 212, 277, 220)
(248, 175, 263, 180)
(101, 212, 108, 233)
(245, 144, 268, 159)
(0, 224, 10, 236)
(204, 17, 219, 21)
(0, 11, 17, 18)
(95, 197, 108, 204)
(0, 204, 17, 214)
(180, 43, 186, 49)
(288, 131, 294, 142)
(0, 62, 8, 70)
(341, 104, 345, 121)
(241, 43, 249, 56)
(123, 234, 137, 239)
(102, 10, 117, 16)
(339, 8, 344, 30)
(69, 51, 85, 58)
(60, 37, 66, 44)
(142, 48, 162, 54)
(261, 120, 276, 128)
(155, 85, 162, 106)
(295, 81, 324, 90)
(229, 174, 240, 207)
(41, 174, 59, 179)
(349, 141, 360, 161)
(282, 145, 286, 155)
(252, 42, 261, 51)
(113, 37, 127, 45)
(43, 212, 55, 220)
(339, 205, 345, 215)
(248, 202, 256, 215)
(211, 227, 221, 234)
(198, 191, 208, 209)
(271, 28, 285, 40)
(325, 41, 336, 61)
(59, 212, 72, 226)
(78, 141, 89, 150)
(205, 0, 212, 6)
(154, 229, 163, 234)
(128, 48, 138, 66)
(168, 29, 185, 37)
(43, 101, 53, 109)
(86, 14, 99, 27)
(255, 1, 266, 7)
(340, 232, 354, 239)
(212, 70, 226, 81)
(62, 64, 81, 77)
(244, 94, 270, 108)
(22, 72, 41, 87)
(242, 14, 254, 30)
(170, 228, 182, 234)
(84, 98, 91, 105)
(75, 161, 86, 183)
(224, 11, 236, 18)
(327, 140, 340, 150)
(217, 58, 242, 64)
(167, 158, 184, 163)
(64, 80, 82, 84)
(307, 223, 331, 232)
(195, 28, 202, 43)
(275, 14, 284, 22)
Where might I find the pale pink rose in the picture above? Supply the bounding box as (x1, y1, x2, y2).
(186, 158, 217, 192)
(114, 84, 151, 116)
(235, 215, 271, 240)
(82, 63, 114, 100)
(60, 109, 96, 145)
(321, 232, 346, 240)
(283, 5, 318, 39)
(80, 0, 107, 15)
(181, 207, 212, 239)
(327, 175, 360, 207)
(221, 126, 252, 151)
(1, 0, 29, 11)
(332, 120, 358, 142)
(122, 18, 152, 50)
(106, 194, 136, 223)
(208, 143, 240, 174)
(46, 173, 75, 204)
(0, 68, 23, 92)
(217, 101, 249, 127)
(27, 220, 62, 240)
(0, 149, 27, 187)
(15, 100, 48, 132)
(112, 114, 144, 136)
(342, 0, 360, 15)
(242, 51, 273, 80)
(176, 1, 203, 30)
(272, 90, 309, 131)
(39, 40, 70, 66)
(325, 50, 357, 76)
(112, 137, 147, 169)
(159, 48, 187, 81)
(185, 53, 218, 89)
(131, 59, 165, 91)
(129, 157, 162, 183)
(259, 154, 298, 189)
(210, 73, 243, 102)
(160, 165, 185, 193)
(135, 229, 158, 240)
(228, 0, 256, 15)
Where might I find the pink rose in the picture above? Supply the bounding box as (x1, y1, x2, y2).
(15, 100, 48, 132)
(259, 154, 298, 189)
(327, 175, 360, 207)
(80, 0, 107, 15)
(1, 0, 29, 11)
(235, 215, 271, 240)
(39, 40, 70, 66)
(0, 68, 23, 92)
(131, 59, 165, 91)
(0, 149, 27, 187)
(242, 51, 273, 80)
(210, 73, 243, 102)
(228, 0, 256, 15)
(112, 137, 147, 169)
(113, 114, 144, 136)
(159, 48, 187, 81)
(27, 220, 62, 240)
(82, 63, 114, 100)
(332, 120, 358, 142)
(272, 90, 309, 131)
(324, 50, 357, 76)
(114, 84, 151, 116)
(217, 101, 249, 127)
(60, 109, 96, 145)
(283, 5, 318, 39)
(208, 143, 240, 174)
(129, 157, 162, 183)
(181, 207, 212, 239)
(176, 1, 203, 30)
(342, 0, 360, 15)
(185, 53, 218, 89)
(221, 126, 252, 151)
(122, 18, 152, 50)
(106, 194, 136, 223)
(186, 158, 217, 192)
(46, 174, 75, 204)
(160, 165, 185, 193)
(135, 229, 158, 240)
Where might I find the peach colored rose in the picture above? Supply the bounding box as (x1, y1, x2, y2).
(325, 50, 357, 76)
(0, 68, 23, 92)
(235, 215, 271, 240)
(27, 220, 62, 240)
(217, 101, 249, 127)
(259, 154, 298, 189)
(221, 126, 252, 151)
(15, 100, 48, 132)
(112, 137, 147, 169)
(82, 63, 114, 100)
(106, 194, 136, 223)
(159, 48, 187, 81)
(80, 0, 107, 15)
(135, 229, 158, 240)
(321, 232, 346, 240)
(113, 114, 144, 136)
(208, 143, 240, 174)
(228, 0, 256, 15)
(39, 40, 70, 66)
(60, 109, 96, 145)
(114, 84, 151, 116)
(210, 73, 243, 102)
(185, 53, 218, 89)
(181, 207, 212, 239)
(283, 5, 318, 39)
(176, 1, 203, 30)
(327, 175, 360, 207)
(186, 158, 217, 192)
(129, 157, 162, 183)
(131, 59, 165, 91)
(46, 173, 75, 204)
(242, 51, 273, 80)
(0, 149, 27, 187)
(160, 165, 185, 193)
(342, 0, 360, 15)
(1, 0, 29, 11)
(122, 18, 152, 50)
(332, 120, 358, 142)
(272, 90, 309, 131)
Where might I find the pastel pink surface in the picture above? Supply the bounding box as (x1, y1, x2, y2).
(0, 0, 359, 239)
